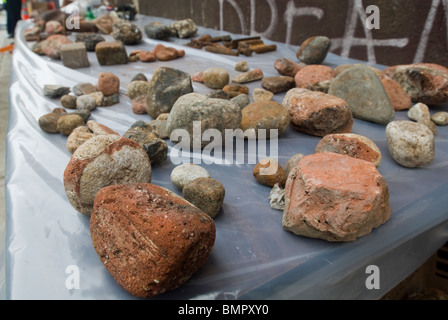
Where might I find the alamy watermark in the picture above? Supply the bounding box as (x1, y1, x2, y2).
(65, 5, 81, 30)
(365, 5, 380, 30)
(65, 265, 80, 290)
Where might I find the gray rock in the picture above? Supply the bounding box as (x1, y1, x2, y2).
(182, 177, 225, 218)
(296, 36, 331, 65)
(102, 93, 120, 106)
(75, 33, 105, 51)
(131, 73, 148, 82)
(328, 65, 395, 125)
(168, 18, 198, 38)
(407, 103, 437, 135)
(44, 85, 70, 98)
(206, 89, 230, 100)
(111, 21, 142, 45)
(144, 21, 172, 40)
(170, 163, 210, 190)
(76, 95, 97, 112)
(386, 120, 435, 168)
(231, 94, 250, 110)
(148, 119, 169, 139)
(146, 67, 194, 119)
(432, 111, 448, 126)
(72, 83, 97, 96)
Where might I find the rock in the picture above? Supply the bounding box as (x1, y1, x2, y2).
(45, 20, 64, 35)
(60, 95, 77, 109)
(432, 112, 448, 126)
(148, 119, 169, 139)
(167, 93, 242, 148)
(268, 183, 286, 211)
(98, 72, 120, 96)
(222, 83, 249, 98)
(182, 177, 225, 218)
(57, 114, 86, 135)
(123, 121, 168, 165)
(73, 83, 97, 96)
(157, 113, 170, 121)
(102, 93, 120, 106)
(380, 75, 413, 111)
(75, 32, 105, 51)
(408, 103, 437, 135)
(382, 63, 448, 105)
(33, 34, 73, 59)
(60, 43, 90, 69)
(132, 96, 148, 115)
(202, 67, 230, 89)
(66, 126, 94, 154)
(86, 120, 119, 135)
(152, 44, 185, 61)
(139, 51, 156, 62)
(315, 133, 382, 167)
(261, 76, 295, 94)
(313, 80, 332, 93)
(328, 65, 395, 125)
(282, 88, 310, 111)
(232, 69, 263, 84)
(296, 36, 331, 64)
(206, 89, 230, 100)
(253, 157, 287, 187)
(95, 41, 128, 66)
(38, 108, 67, 133)
(169, 18, 198, 38)
(334, 64, 383, 77)
(253, 88, 274, 102)
(90, 183, 215, 298)
(110, 20, 142, 45)
(285, 89, 353, 137)
(231, 94, 251, 110)
(192, 71, 204, 83)
(282, 152, 391, 242)
(284, 153, 304, 178)
(70, 110, 91, 122)
(127, 80, 150, 100)
(295, 65, 335, 90)
(94, 14, 114, 34)
(76, 95, 97, 112)
(44, 85, 70, 98)
(235, 60, 249, 72)
(146, 67, 194, 119)
(89, 92, 105, 107)
(274, 58, 304, 77)
(131, 73, 148, 82)
(144, 21, 172, 40)
(386, 120, 435, 168)
(170, 163, 210, 190)
(240, 100, 290, 138)
(63, 134, 152, 215)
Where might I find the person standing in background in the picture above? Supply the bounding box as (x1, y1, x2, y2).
(5, 0, 22, 38)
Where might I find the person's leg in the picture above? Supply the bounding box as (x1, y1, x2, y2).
(6, 0, 22, 38)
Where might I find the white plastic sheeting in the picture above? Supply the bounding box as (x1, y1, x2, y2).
(3, 15, 448, 300)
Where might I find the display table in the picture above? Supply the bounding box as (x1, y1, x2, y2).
(3, 14, 448, 300)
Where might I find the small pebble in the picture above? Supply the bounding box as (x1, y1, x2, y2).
(432, 111, 448, 126)
(182, 177, 225, 218)
(273, 58, 305, 77)
(72, 83, 97, 96)
(102, 93, 120, 106)
(170, 163, 210, 190)
(60, 95, 77, 109)
(76, 95, 97, 112)
(230, 94, 250, 110)
(253, 157, 287, 187)
(232, 68, 263, 84)
(253, 88, 274, 102)
(206, 89, 230, 100)
(44, 85, 70, 98)
(408, 103, 437, 135)
(222, 83, 249, 98)
(98, 72, 120, 96)
(56, 114, 86, 135)
(131, 73, 148, 82)
(202, 67, 230, 89)
(235, 60, 249, 72)
(89, 91, 104, 107)
(261, 76, 295, 94)
(296, 36, 331, 65)
(38, 108, 67, 133)
(268, 183, 285, 211)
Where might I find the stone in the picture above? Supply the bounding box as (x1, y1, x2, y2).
(131, 73, 148, 82)
(33, 34, 73, 59)
(76, 95, 97, 112)
(408, 103, 437, 135)
(386, 120, 435, 168)
(253, 88, 274, 102)
(139, 51, 156, 62)
(89, 92, 105, 107)
(94, 14, 114, 34)
(382, 63, 448, 105)
(70, 110, 91, 122)
(38, 108, 67, 133)
(90, 183, 215, 298)
(432, 112, 448, 126)
(274, 58, 304, 77)
(235, 60, 249, 72)
(170, 163, 210, 190)
(146, 67, 193, 119)
(45, 20, 64, 35)
(294, 65, 335, 90)
(73, 83, 97, 96)
(231, 94, 251, 110)
(192, 71, 204, 83)
(60, 43, 90, 69)
(182, 177, 225, 218)
(63, 134, 152, 215)
(86, 120, 119, 135)
(261, 76, 295, 94)
(315, 133, 382, 167)
(169, 18, 198, 38)
(268, 183, 286, 211)
(102, 93, 120, 106)
(152, 44, 184, 61)
(98, 72, 120, 96)
(253, 157, 287, 187)
(282, 152, 391, 242)
(127, 80, 150, 100)
(132, 96, 148, 115)
(95, 41, 128, 66)
(240, 100, 290, 138)
(202, 67, 230, 89)
(123, 121, 168, 165)
(282, 88, 310, 111)
(56, 114, 86, 135)
(167, 93, 242, 148)
(206, 90, 230, 100)
(296, 36, 331, 65)
(144, 21, 172, 40)
(222, 83, 249, 98)
(44, 85, 70, 98)
(328, 65, 395, 125)
(380, 75, 413, 111)
(285, 89, 353, 137)
(313, 80, 332, 93)
(60, 95, 77, 109)
(111, 20, 142, 45)
(232, 68, 263, 84)
(148, 119, 169, 139)
(334, 64, 383, 77)
(75, 32, 106, 51)
(284, 153, 304, 178)
(66, 126, 94, 154)
(157, 113, 170, 121)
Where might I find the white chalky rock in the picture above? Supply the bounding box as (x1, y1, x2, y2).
(170, 163, 210, 190)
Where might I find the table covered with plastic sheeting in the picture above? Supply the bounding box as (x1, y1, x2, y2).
(3, 14, 448, 300)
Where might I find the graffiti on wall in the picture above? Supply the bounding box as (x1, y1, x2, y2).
(217, 0, 448, 64)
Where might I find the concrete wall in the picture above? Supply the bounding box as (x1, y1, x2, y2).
(136, 0, 448, 67)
